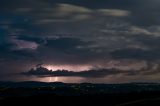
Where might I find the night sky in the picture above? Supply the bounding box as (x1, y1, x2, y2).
(0, 0, 160, 83)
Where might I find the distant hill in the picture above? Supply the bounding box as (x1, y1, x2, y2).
(1, 81, 160, 105)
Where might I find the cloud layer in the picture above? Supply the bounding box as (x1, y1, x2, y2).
(0, 0, 160, 82)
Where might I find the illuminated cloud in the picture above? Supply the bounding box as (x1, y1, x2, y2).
(97, 9, 130, 17)
(11, 38, 39, 50)
(14, 3, 130, 23)
(54, 3, 92, 16)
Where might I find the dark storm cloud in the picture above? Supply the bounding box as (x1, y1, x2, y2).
(135, 35, 160, 48)
(45, 37, 91, 52)
(0, 0, 160, 79)
(23, 67, 143, 78)
(23, 61, 158, 77)
(109, 33, 160, 61)
(110, 48, 160, 61)
(35, 37, 111, 65)
(0, 43, 37, 61)
(17, 36, 45, 44)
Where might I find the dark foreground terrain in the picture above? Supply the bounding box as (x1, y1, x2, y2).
(1, 82, 160, 105)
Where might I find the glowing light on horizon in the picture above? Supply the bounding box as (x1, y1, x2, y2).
(44, 65, 92, 72)
(54, 77, 58, 82)
(49, 77, 52, 82)
(49, 77, 59, 82)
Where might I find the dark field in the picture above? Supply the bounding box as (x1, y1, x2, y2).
(0, 82, 160, 105)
